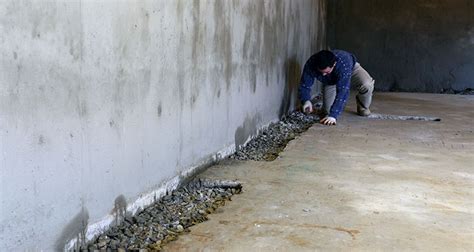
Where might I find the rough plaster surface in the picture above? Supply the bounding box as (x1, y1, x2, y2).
(328, 0, 474, 92)
(0, 0, 326, 250)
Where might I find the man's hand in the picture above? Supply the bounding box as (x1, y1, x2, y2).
(320, 116, 336, 126)
(303, 100, 313, 114)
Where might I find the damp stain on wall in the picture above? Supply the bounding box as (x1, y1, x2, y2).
(213, 0, 233, 91)
(157, 102, 162, 117)
(112, 195, 128, 225)
(234, 113, 262, 149)
(279, 58, 302, 118)
(55, 208, 89, 251)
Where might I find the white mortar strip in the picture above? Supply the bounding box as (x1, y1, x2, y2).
(65, 144, 237, 251)
(367, 113, 441, 121)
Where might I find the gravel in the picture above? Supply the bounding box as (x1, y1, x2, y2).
(440, 88, 474, 95)
(84, 179, 242, 251)
(230, 110, 320, 161)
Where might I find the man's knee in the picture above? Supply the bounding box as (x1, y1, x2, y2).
(358, 79, 374, 95)
(352, 63, 374, 94)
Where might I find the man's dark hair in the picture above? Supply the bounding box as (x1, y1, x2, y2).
(315, 50, 336, 70)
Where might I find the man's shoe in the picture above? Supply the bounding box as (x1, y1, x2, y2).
(357, 106, 371, 116)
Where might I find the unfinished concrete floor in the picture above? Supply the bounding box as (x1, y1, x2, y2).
(165, 93, 474, 251)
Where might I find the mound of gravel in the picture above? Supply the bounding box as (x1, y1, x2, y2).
(85, 179, 242, 251)
(230, 111, 320, 161)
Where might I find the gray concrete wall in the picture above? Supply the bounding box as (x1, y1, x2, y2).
(0, 0, 326, 250)
(328, 0, 474, 92)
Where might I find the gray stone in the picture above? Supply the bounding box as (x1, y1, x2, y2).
(230, 111, 320, 161)
(85, 179, 242, 250)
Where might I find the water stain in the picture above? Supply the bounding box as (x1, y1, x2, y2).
(213, 0, 233, 91)
(175, 0, 186, 110)
(317, 0, 327, 49)
(112, 195, 127, 225)
(55, 208, 89, 251)
(190, 0, 203, 106)
(279, 58, 301, 118)
(191, 0, 202, 65)
(242, 26, 251, 59)
(38, 135, 45, 145)
(157, 103, 162, 117)
(68, 38, 81, 61)
(242, 0, 264, 69)
(286, 234, 310, 247)
(249, 65, 257, 93)
(254, 220, 360, 240)
(234, 113, 261, 148)
(76, 100, 88, 118)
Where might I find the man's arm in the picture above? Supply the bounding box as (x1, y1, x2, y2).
(328, 74, 351, 119)
(298, 65, 315, 103)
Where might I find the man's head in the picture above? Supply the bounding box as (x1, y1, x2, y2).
(315, 50, 336, 76)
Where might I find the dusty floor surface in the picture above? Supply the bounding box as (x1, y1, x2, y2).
(165, 93, 474, 251)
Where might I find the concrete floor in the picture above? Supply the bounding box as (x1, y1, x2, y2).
(165, 93, 474, 251)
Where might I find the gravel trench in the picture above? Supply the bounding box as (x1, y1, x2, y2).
(230, 111, 320, 161)
(85, 180, 242, 251)
(84, 111, 320, 251)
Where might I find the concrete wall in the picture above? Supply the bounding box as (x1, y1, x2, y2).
(328, 0, 474, 92)
(0, 0, 326, 250)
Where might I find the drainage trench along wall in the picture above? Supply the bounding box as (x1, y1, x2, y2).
(0, 0, 326, 250)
